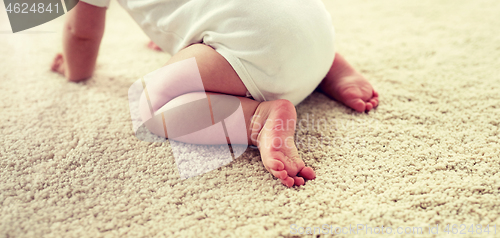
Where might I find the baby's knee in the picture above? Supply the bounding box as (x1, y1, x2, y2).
(141, 57, 205, 112)
(139, 92, 213, 139)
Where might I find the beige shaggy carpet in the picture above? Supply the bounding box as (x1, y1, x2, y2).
(1, 0, 500, 237)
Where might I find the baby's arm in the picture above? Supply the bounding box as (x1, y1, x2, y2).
(51, 2, 106, 82)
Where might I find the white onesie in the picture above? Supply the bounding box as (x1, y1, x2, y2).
(81, 0, 335, 105)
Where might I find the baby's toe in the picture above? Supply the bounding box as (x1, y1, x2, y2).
(345, 98, 366, 112)
(293, 177, 305, 186)
(298, 167, 316, 180)
(264, 158, 285, 171)
(271, 169, 288, 180)
(280, 177, 295, 187)
(365, 102, 373, 111)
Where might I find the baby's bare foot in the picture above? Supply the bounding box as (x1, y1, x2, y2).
(51, 53, 66, 76)
(251, 100, 316, 187)
(320, 53, 379, 112)
(331, 73, 379, 112)
(147, 41, 163, 51)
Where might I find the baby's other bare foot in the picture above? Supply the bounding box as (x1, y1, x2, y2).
(147, 41, 162, 51)
(320, 53, 379, 112)
(251, 100, 316, 187)
(330, 73, 379, 112)
(51, 53, 66, 76)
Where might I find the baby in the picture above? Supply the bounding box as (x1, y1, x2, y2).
(51, 0, 379, 187)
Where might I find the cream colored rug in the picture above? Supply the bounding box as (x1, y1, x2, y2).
(1, 0, 500, 237)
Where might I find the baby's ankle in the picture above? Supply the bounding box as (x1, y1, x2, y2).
(248, 100, 297, 147)
(248, 102, 269, 146)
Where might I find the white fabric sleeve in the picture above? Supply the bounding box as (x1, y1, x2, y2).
(79, 0, 111, 8)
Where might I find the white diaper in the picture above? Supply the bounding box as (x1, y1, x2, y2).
(203, 0, 336, 105)
(82, 0, 335, 105)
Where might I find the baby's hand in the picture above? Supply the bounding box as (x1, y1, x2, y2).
(51, 53, 66, 77)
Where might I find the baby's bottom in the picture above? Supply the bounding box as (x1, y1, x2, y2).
(138, 44, 315, 187)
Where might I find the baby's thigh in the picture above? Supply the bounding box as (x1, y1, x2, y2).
(138, 44, 253, 127)
(142, 44, 248, 111)
(164, 44, 249, 98)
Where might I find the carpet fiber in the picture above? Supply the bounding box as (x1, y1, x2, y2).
(1, 0, 500, 237)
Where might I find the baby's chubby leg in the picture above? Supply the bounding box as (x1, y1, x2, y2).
(138, 44, 315, 187)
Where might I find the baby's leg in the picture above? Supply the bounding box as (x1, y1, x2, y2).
(140, 44, 315, 187)
(319, 53, 379, 112)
